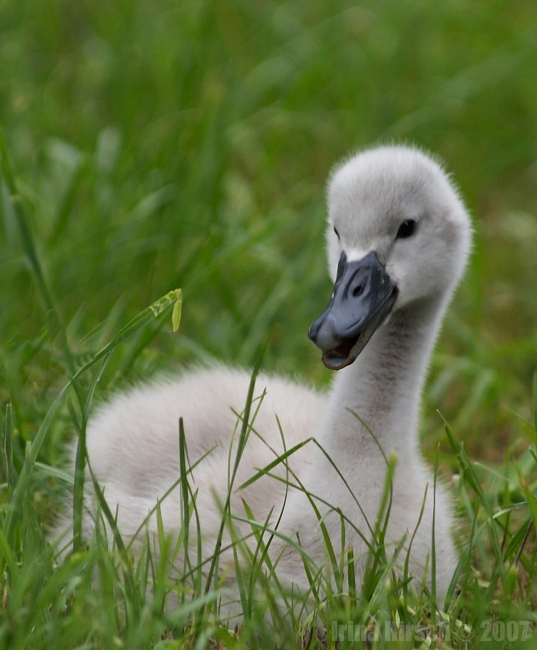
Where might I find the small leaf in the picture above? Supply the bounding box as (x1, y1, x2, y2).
(172, 288, 183, 333)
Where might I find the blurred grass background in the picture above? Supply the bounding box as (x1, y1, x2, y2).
(1, 0, 537, 493)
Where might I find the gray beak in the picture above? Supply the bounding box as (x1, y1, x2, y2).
(308, 251, 398, 370)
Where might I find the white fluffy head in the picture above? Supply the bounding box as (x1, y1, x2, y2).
(326, 145, 472, 310)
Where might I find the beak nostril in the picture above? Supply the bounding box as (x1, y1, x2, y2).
(353, 283, 365, 297)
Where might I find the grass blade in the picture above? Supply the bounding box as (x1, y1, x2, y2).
(3, 403, 17, 488)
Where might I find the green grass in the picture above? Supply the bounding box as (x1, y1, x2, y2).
(1, 0, 537, 647)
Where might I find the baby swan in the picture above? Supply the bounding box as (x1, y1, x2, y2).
(54, 145, 471, 613)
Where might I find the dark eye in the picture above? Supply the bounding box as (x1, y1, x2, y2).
(333, 226, 340, 239)
(396, 219, 417, 239)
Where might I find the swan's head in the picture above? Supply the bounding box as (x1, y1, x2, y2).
(309, 145, 472, 370)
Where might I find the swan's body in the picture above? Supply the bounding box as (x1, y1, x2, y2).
(64, 368, 322, 561)
(53, 145, 472, 613)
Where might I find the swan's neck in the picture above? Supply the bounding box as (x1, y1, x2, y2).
(319, 298, 446, 460)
